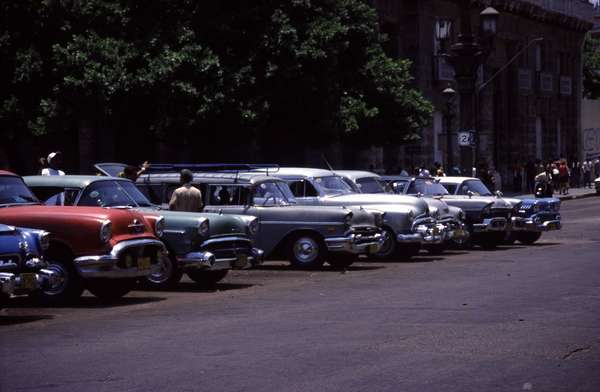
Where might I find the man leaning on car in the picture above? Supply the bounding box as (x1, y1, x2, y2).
(169, 169, 203, 212)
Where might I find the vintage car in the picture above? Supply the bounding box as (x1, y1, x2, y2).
(25, 174, 263, 288)
(0, 171, 165, 303)
(0, 224, 59, 305)
(437, 176, 561, 245)
(595, 177, 600, 195)
(382, 175, 512, 249)
(107, 166, 385, 269)
(337, 170, 468, 254)
(259, 167, 444, 259)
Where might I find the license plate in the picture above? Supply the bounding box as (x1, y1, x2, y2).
(138, 257, 151, 271)
(235, 254, 248, 268)
(20, 273, 37, 290)
(368, 244, 379, 254)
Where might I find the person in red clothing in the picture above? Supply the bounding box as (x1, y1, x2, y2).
(558, 160, 570, 195)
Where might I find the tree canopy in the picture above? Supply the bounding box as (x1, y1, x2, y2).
(1, 0, 432, 166)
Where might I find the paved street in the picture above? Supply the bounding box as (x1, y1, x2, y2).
(1, 197, 600, 392)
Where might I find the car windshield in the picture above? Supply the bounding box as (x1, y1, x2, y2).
(253, 181, 297, 206)
(313, 176, 354, 196)
(0, 176, 40, 206)
(457, 179, 492, 196)
(356, 177, 387, 194)
(78, 180, 153, 207)
(409, 179, 449, 196)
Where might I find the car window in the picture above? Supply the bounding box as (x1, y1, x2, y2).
(411, 179, 449, 196)
(462, 180, 492, 196)
(341, 178, 360, 192)
(355, 177, 386, 193)
(288, 180, 319, 197)
(252, 181, 296, 206)
(42, 189, 79, 206)
(206, 185, 248, 206)
(0, 176, 40, 205)
(78, 181, 138, 207)
(443, 183, 457, 194)
(313, 176, 353, 196)
(137, 184, 164, 204)
(389, 181, 407, 194)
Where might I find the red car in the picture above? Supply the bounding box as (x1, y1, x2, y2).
(0, 171, 165, 303)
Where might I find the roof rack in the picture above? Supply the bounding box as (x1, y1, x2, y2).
(146, 163, 279, 174)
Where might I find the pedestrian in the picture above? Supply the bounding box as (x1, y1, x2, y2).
(558, 160, 569, 195)
(119, 161, 150, 181)
(40, 152, 65, 176)
(419, 166, 430, 177)
(434, 162, 446, 177)
(492, 168, 502, 192)
(551, 163, 560, 192)
(583, 161, 592, 188)
(169, 169, 203, 212)
(525, 160, 535, 193)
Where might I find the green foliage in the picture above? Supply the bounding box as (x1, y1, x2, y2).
(583, 33, 600, 100)
(0, 0, 432, 149)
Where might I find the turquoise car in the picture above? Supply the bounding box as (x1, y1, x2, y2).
(24, 175, 263, 288)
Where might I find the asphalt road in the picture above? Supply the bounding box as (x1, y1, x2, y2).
(2, 197, 600, 392)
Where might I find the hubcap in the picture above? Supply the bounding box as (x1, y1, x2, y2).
(148, 253, 172, 284)
(293, 237, 319, 264)
(43, 263, 68, 296)
(376, 230, 394, 256)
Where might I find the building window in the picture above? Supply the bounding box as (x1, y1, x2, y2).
(535, 44, 543, 72)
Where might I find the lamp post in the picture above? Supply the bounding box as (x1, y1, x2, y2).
(437, 1, 499, 174)
(442, 85, 456, 172)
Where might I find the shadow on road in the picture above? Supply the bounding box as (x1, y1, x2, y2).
(0, 314, 54, 326)
(254, 264, 384, 272)
(2, 295, 167, 309)
(138, 282, 255, 293)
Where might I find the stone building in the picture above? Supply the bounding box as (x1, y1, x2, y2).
(371, 0, 595, 186)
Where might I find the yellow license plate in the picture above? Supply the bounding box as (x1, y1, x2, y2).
(368, 244, 379, 253)
(138, 257, 151, 271)
(20, 273, 37, 290)
(235, 254, 248, 268)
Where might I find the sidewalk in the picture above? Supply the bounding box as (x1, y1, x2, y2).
(503, 186, 598, 201)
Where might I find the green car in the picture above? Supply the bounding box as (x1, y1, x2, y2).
(24, 175, 263, 288)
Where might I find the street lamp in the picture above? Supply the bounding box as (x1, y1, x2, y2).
(442, 85, 456, 172)
(437, 1, 500, 174)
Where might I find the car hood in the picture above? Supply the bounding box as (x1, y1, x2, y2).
(0, 223, 16, 234)
(323, 193, 428, 216)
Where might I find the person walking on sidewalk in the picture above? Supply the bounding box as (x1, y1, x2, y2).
(558, 160, 570, 195)
(40, 152, 65, 176)
(583, 161, 592, 189)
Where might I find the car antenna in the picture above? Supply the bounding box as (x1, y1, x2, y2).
(321, 154, 336, 174)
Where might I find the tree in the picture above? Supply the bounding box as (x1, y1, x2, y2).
(583, 33, 600, 100)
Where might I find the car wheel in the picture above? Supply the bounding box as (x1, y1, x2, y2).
(515, 232, 542, 245)
(86, 278, 136, 301)
(186, 270, 229, 287)
(287, 234, 325, 269)
(144, 252, 183, 289)
(327, 254, 357, 268)
(476, 232, 506, 249)
(30, 258, 84, 305)
(373, 228, 397, 259)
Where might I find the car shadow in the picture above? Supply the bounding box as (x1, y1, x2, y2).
(0, 314, 54, 326)
(3, 295, 167, 309)
(137, 282, 255, 293)
(253, 264, 384, 272)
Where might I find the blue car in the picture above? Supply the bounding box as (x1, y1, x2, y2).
(509, 198, 561, 244)
(0, 224, 57, 304)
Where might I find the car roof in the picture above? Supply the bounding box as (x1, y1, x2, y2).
(334, 170, 381, 181)
(259, 167, 336, 179)
(138, 171, 285, 186)
(24, 175, 131, 189)
(437, 176, 477, 184)
(380, 175, 441, 182)
(0, 170, 17, 177)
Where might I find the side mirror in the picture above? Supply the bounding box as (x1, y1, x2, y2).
(495, 190, 503, 198)
(467, 190, 474, 199)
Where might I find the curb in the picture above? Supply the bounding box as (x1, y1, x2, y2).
(557, 192, 597, 202)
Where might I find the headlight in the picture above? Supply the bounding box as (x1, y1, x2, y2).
(344, 212, 353, 227)
(198, 219, 210, 237)
(155, 216, 165, 237)
(100, 220, 112, 243)
(39, 231, 50, 251)
(247, 218, 260, 237)
(429, 206, 440, 219)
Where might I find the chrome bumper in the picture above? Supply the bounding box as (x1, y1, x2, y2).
(326, 232, 384, 254)
(179, 247, 264, 271)
(0, 272, 16, 296)
(74, 238, 165, 279)
(442, 221, 470, 242)
(511, 216, 561, 232)
(473, 217, 507, 233)
(412, 218, 445, 244)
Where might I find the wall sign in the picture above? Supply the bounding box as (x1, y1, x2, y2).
(457, 131, 475, 147)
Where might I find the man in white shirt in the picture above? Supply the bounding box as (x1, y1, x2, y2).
(41, 152, 65, 176)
